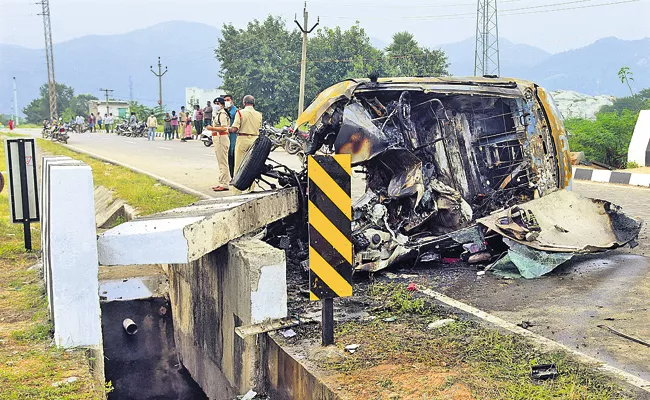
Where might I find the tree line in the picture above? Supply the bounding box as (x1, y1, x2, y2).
(566, 87, 649, 168)
(216, 15, 449, 123)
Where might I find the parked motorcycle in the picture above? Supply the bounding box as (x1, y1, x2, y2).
(200, 130, 213, 147)
(51, 123, 69, 144)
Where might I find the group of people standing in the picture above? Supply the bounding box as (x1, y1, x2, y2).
(71, 113, 116, 133)
(204, 94, 262, 193)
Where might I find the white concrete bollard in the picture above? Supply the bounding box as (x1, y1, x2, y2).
(42, 160, 102, 348)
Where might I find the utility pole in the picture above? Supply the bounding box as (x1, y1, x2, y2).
(150, 57, 168, 111)
(38, 0, 58, 120)
(474, 0, 500, 77)
(13, 77, 18, 125)
(129, 76, 134, 102)
(99, 88, 114, 116)
(294, 2, 319, 116)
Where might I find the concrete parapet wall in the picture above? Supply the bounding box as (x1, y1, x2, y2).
(164, 238, 287, 399)
(41, 157, 103, 349)
(98, 188, 298, 266)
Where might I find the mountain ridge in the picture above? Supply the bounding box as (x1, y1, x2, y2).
(2, 21, 648, 115)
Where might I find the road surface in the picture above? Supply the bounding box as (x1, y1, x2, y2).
(12, 128, 650, 383)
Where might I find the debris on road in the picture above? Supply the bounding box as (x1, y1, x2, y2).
(345, 344, 360, 353)
(517, 320, 535, 329)
(531, 364, 559, 381)
(598, 325, 650, 348)
(406, 283, 418, 292)
(281, 329, 297, 338)
(427, 318, 455, 330)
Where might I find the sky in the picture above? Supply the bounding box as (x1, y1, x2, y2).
(0, 0, 649, 53)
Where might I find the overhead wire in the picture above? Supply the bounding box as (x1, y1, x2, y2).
(321, 0, 640, 20)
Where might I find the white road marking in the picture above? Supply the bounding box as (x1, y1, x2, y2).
(126, 141, 136, 144)
(158, 146, 173, 150)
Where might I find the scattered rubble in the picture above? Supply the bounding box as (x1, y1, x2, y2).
(427, 319, 455, 330)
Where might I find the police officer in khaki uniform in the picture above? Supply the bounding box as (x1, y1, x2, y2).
(204, 97, 231, 192)
(229, 95, 263, 193)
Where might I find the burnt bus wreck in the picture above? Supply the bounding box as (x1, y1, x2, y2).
(233, 77, 640, 276)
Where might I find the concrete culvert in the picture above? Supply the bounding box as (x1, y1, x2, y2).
(122, 318, 138, 335)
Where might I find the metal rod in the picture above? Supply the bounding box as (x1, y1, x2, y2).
(123, 318, 138, 335)
(321, 298, 334, 346)
(598, 325, 650, 348)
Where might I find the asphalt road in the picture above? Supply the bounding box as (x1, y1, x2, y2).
(13, 128, 650, 383)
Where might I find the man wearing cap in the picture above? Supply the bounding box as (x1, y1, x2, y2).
(229, 95, 262, 194)
(204, 97, 231, 192)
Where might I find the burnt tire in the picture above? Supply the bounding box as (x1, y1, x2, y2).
(231, 135, 273, 191)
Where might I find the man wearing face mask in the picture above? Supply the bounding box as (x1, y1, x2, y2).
(229, 95, 262, 194)
(204, 97, 231, 192)
(223, 94, 238, 177)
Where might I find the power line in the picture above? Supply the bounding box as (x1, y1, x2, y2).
(320, 0, 639, 20)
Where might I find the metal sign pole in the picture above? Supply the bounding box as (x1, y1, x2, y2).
(307, 154, 352, 347)
(16, 140, 32, 250)
(322, 298, 334, 346)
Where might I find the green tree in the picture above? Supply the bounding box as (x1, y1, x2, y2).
(565, 110, 638, 168)
(305, 23, 388, 103)
(216, 15, 301, 123)
(384, 32, 448, 77)
(22, 83, 75, 123)
(601, 88, 650, 114)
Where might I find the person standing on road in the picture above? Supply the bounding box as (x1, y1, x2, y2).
(181, 112, 193, 141)
(105, 113, 112, 133)
(163, 112, 173, 140)
(171, 110, 179, 139)
(179, 106, 187, 138)
(224, 94, 238, 177)
(229, 95, 262, 194)
(88, 113, 95, 132)
(193, 104, 203, 139)
(8, 119, 13, 130)
(203, 101, 213, 131)
(129, 112, 138, 127)
(97, 114, 103, 131)
(205, 97, 231, 192)
(147, 112, 158, 141)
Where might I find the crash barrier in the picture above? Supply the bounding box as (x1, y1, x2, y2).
(572, 166, 650, 187)
(628, 110, 650, 167)
(40, 156, 105, 386)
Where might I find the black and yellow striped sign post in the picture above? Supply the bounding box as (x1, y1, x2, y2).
(308, 154, 353, 346)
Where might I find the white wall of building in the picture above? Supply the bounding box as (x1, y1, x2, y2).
(88, 101, 131, 119)
(185, 87, 226, 109)
(628, 110, 650, 166)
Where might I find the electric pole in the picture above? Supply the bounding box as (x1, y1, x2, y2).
(99, 88, 114, 116)
(294, 2, 319, 116)
(150, 57, 168, 111)
(129, 76, 134, 102)
(38, 0, 58, 120)
(474, 0, 500, 77)
(13, 77, 18, 125)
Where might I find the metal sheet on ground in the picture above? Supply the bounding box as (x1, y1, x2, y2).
(477, 190, 641, 253)
(308, 154, 353, 300)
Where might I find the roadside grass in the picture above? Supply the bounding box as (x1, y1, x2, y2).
(328, 283, 631, 400)
(0, 138, 103, 399)
(37, 138, 198, 215)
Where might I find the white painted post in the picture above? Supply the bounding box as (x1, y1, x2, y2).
(44, 161, 102, 348)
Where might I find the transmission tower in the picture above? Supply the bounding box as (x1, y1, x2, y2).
(474, 0, 500, 77)
(38, 0, 58, 120)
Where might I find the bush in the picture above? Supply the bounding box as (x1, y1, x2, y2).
(565, 110, 639, 169)
(627, 161, 640, 169)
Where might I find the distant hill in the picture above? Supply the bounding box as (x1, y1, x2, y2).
(440, 36, 650, 97)
(0, 21, 222, 116)
(2, 21, 649, 116)
(440, 37, 552, 77)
